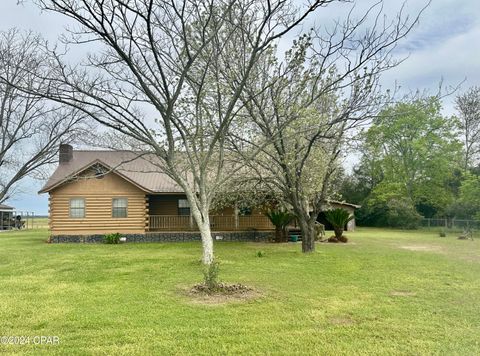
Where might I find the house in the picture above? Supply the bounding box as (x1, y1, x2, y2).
(0, 204, 14, 230)
(40, 145, 275, 242)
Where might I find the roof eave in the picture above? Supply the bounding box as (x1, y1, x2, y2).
(38, 159, 156, 194)
(327, 200, 362, 209)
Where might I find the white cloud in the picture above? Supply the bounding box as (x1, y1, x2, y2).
(381, 2, 480, 114)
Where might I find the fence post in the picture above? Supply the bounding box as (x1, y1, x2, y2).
(234, 204, 239, 231)
(445, 218, 448, 229)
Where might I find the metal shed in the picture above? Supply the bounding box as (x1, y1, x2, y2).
(0, 204, 14, 230)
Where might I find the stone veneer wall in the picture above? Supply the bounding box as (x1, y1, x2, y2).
(49, 231, 273, 243)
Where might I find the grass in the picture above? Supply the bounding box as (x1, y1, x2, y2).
(0, 228, 479, 355)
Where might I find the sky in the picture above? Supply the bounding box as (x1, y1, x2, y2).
(1, 0, 479, 214)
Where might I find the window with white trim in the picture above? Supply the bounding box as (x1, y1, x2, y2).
(112, 198, 128, 218)
(70, 198, 85, 218)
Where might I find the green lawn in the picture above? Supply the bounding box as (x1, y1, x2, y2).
(0, 228, 479, 355)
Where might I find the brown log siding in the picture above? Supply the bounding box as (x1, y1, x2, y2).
(49, 170, 274, 235)
(49, 170, 147, 235)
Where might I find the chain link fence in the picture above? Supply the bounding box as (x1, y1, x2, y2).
(421, 218, 480, 231)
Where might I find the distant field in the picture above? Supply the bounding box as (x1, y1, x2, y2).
(33, 217, 49, 229)
(0, 227, 479, 355)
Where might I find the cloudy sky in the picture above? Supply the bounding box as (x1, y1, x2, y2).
(1, 0, 479, 214)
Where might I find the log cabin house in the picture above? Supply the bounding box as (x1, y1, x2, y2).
(40, 145, 358, 242)
(40, 145, 276, 241)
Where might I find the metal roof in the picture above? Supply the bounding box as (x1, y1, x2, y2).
(0, 204, 14, 211)
(328, 200, 362, 209)
(39, 151, 184, 194)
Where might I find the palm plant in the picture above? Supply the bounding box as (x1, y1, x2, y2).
(324, 208, 354, 241)
(265, 210, 295, 242)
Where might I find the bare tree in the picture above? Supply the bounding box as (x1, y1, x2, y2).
(24, 0, 327, 264)
(231, 1, 426, 252)
(0, 29, 86, 204)
(456, 86, 480, 170)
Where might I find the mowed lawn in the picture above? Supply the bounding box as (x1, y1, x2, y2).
(0, 228, 479, 355)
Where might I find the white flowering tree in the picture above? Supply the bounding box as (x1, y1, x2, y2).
(231, 2, 425, 252)
(26, 0, 325, 265)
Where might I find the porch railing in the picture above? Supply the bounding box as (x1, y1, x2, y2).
(148, 215, 274, 231)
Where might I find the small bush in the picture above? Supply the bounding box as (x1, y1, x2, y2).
(264, 209, 295, 242)
(104, 233, 121, 244)
(203, 260, 220, 290)
(439, 231, 447, 237)
(325, 208, 354, 239)
(256, 250, 266, 258)
(385, 199, 422, 229)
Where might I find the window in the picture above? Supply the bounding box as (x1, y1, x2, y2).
(178, 199, 190, 216)
(70, 198, 85, 218)
(112, 198, 128, 218)
(239, 207, 252, 216)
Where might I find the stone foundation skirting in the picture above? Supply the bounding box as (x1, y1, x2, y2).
(49, 231, 273, 243)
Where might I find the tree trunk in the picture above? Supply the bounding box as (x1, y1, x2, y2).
(281, 227, 289, 242)
(190, 202, 214, 265)
(197, 216, 214, 265)
(298, 216, 316, 253)
(334, 227, 344, 239)
(274, 226, 282, 243)
(290, 197, 316, 252)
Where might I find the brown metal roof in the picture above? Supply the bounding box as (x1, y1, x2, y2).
(39, 150, 184, 194)
(328, 200, 361, 209)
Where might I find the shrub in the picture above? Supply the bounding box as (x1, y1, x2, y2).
(439, 231, 447, 237)
(104, 233, 121, 244)
(385, 199, 422, 229)
(264, 209, 295, 242)
(203, 260, 220, 290)
(256, 250, 266, 258)
(324, 208, 354, 239)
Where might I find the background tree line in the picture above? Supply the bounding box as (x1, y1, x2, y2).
(338, 87, 480, 228)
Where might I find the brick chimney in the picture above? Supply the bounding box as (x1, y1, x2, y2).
(59, 144, 73, 164)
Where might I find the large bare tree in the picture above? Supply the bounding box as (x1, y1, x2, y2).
(231, 2, 426, 252)
(24, 0, 327, 264)
(455, 86, 480, 170)
(0, 29, 85, 204)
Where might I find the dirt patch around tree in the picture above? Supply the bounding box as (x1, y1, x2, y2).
(181, 283, 261, 305)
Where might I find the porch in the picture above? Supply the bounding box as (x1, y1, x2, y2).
(148, 214, 274, 232)
(146, 194, 274, 232)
